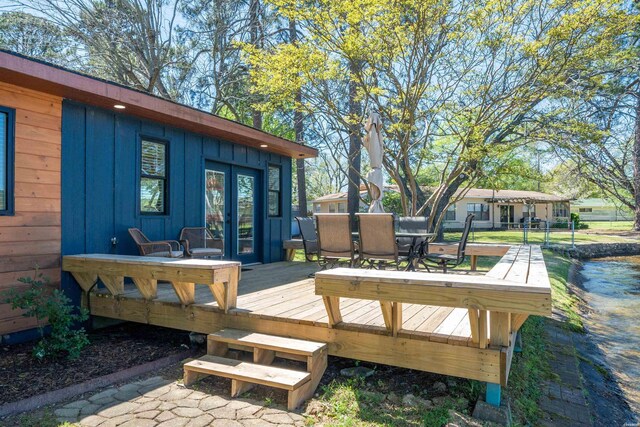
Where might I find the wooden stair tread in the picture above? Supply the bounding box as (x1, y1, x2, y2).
(209, 328, 326, 356)
(184, 355, 311, 390)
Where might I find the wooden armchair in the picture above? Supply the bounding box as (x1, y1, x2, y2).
(179, 227, 224, 259)
(128, 228, 183, 258)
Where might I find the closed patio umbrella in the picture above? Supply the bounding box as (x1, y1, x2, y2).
(363, 112, 384, 212)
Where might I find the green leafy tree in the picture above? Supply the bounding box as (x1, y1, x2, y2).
(0, 11, 75, 65)
(244, 0, 635, 232)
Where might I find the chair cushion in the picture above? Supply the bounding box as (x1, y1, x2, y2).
(147, 250, 184, 258)
(191, 248, 223, 256)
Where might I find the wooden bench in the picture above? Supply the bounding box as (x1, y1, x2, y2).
(63, 254, 240, 312)
(314, 245, 551, 406)
(185, 328, 327, 410)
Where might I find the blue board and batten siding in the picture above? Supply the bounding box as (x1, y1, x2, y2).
(61, 100, 291, 302)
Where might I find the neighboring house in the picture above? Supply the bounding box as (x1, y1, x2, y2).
(445, 188, 571, 229)
(312, 187, 572, 229)
(312, 192, 351, 213)
(571, 198, 633, 221)
(0, 50, 316, 341)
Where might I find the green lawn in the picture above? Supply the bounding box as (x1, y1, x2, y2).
(582, 220, 635, 231)
(444, 229, 633, 245)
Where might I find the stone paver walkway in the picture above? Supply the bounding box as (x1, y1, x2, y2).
(54, 376, 306, 427)
(538, 322, 593, 427)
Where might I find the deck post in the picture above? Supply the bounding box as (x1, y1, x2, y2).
(485, 383, 501, 407)
(514, 331, 523, 353)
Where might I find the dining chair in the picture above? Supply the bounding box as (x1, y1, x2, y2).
(421, 213, 475, 273)
(315, 213, 357, 269)
(356, 213, 405, 269)
(295, 217, 318, 262)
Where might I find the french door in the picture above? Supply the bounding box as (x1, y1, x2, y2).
(500, 205, 515, 227)
(204, 162, 262, 264)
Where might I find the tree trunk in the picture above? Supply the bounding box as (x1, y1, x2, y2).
(634, 91, 640, 231)
(347, 65, 362, 230)
(290, 20, 307, 216)
(250, 0, 262, 129)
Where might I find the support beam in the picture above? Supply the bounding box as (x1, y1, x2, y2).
(170, 281, 195, 305)
(322, 296, 342, 327)
(98, 274, 124, 295)
(132, 278, 157, 300)
(486, 383, 501, 407)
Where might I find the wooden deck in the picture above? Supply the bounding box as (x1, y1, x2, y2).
(90, 261, 482, 345)
(79, 244, 550, 389)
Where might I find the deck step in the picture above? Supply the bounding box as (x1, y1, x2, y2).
(184, 355, 311, 390)
(207, 328, 326, 357)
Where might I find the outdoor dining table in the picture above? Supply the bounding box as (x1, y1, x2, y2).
(351, 231, 436, 271)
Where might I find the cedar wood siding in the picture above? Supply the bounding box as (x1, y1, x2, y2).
(61, 100, 292, 307)
(0, 82, 62, 335)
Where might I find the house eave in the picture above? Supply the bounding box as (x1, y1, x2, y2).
(0, 50, 317, 159)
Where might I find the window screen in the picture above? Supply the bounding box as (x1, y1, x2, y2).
(268, 165, 281, 217)
(140, 139, 168, 214)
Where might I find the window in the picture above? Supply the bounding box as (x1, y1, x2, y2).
(0, 106, 15, 215)
(523, 204, 536, 218)
(268, 165, 281, 217)
(314, 203, 321, 213)
(467, 203, 489, 220)
(553, 202, 568, 218)
(140, 138, 168, 214)
(444, 204, 456, 221)
(579, 207, 592, 213)
(329, 203, 336, 213)
(338, 202, 346, 213)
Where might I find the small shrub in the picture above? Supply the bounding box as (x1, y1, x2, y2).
(3, 272, 89, 360)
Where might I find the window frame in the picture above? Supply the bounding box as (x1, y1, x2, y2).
(466, 202, 489, 221)
(444, 204, 456, 221)
(267, 164, 282, 218)
(0, 106, 15, 216)
(138, 136, 169, 216)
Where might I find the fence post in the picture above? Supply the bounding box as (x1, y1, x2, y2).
(571, 220, 575, 249)
(523, 222, 528, 244)
(545, 220, 550, 247)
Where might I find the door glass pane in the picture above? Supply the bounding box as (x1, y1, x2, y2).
(205, 170, 225, 244)
(237, 174, 254, 255)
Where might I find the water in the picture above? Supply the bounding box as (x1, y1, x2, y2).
(580, 256, 640, 414)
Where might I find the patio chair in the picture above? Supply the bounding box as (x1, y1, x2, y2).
(421, 213, 475, 273)
(356, 213, 406, 269)
(128, 228, 183, 258)
(295, 217, 318, 262)
(179, 227, 224, 259)
(396, 216, 430, 257)
(315, 213, 357, 269)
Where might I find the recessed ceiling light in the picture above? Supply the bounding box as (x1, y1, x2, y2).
(114, 104, 126, 110)
(260, 144, 268, 148)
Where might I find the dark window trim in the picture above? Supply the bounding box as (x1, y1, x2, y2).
(267, 164, 282, 218)
(138, 135, 170, 216)
(0, 106, 15, 216)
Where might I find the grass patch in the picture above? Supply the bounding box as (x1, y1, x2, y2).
(14, 409, 77, 427)
(582, 220, 634, 231)
(544, 250, 583, 332)
(445, 230, 632, 245)
(313, 376, 470, 426)
(506, 315, 551, 424)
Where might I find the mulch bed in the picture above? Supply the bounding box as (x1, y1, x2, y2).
(0, 322, 191, 405)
